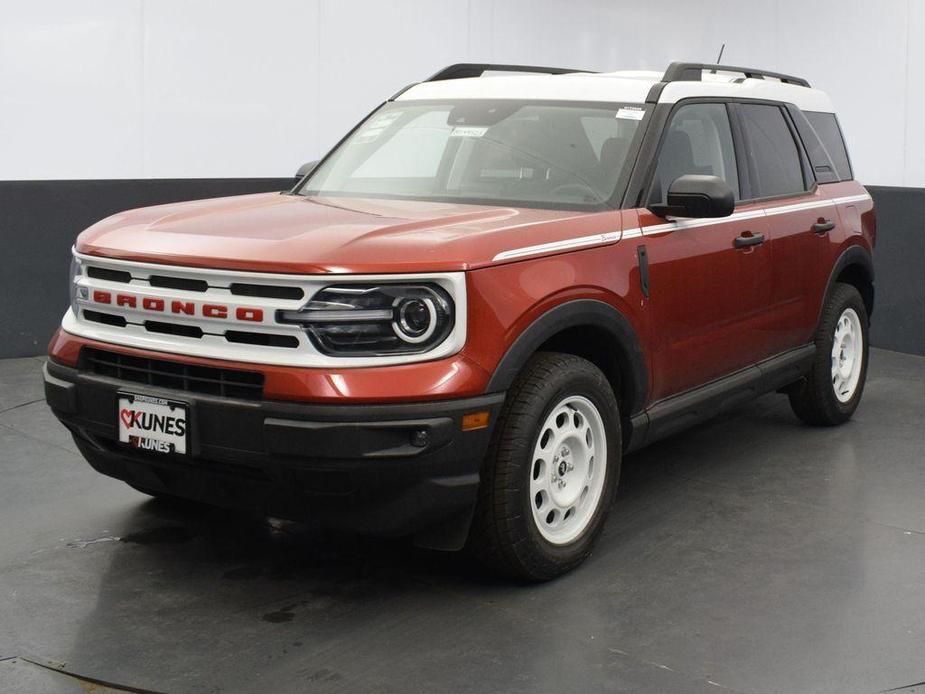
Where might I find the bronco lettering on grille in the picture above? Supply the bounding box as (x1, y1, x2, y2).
(91, 291, 263, 322)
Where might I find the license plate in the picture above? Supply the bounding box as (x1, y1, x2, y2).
(118, 393, 188, 455)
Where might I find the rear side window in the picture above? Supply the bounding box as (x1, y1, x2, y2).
(738, 104, 806, 199)
(805, 111, 853, 181)
(649, 103, 739, 204)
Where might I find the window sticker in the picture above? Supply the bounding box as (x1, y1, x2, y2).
(355, 112, 403, 143)
(449, 126, 489, 138)
(368, 112, 402, 129)
(355, 129, 384, 143)
(616, 107, 645, 121)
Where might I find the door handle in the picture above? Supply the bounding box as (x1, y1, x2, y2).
(813, 219, 836, 234)
(734, 232, 765, 248)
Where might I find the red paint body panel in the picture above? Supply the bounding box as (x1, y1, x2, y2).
(465, 214, 647, 380)
(76, 193, 616, 274)
(635, 200, 772, 400)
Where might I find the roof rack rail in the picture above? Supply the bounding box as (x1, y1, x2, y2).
(662, 62, 810, 87)
(426, 63, 593, 82)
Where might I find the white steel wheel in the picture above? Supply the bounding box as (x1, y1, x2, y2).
(468, 352, 621, 579)
(529, 395, 607, 545)
(788, 283, 868, 427)
(831, 307, 863, 403)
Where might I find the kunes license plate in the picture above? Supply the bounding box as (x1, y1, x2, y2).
(118, 393, 188, 455)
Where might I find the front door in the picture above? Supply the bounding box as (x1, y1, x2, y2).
(635, 102, 773, 402)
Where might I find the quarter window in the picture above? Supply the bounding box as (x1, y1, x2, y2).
(649, 103, 739, 204)
(805, 111, 853, 181)
(738, 104, 806, 198)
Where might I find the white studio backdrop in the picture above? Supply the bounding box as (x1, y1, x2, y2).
(1, 0, 921, 187)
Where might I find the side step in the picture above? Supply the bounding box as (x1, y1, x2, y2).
(626, 344, 815, 452)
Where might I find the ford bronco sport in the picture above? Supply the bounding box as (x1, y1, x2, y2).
(45, 62, 875, 580)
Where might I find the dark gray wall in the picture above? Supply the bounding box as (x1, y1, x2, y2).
(867, 186, 925, 356)
(0, 182, 922, 359)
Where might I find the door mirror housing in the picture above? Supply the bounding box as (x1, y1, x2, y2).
(649, 174, 735, 219)
(295, 160, 319, 180)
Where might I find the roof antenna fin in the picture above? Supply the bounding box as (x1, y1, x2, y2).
(710, 44, 725, 73)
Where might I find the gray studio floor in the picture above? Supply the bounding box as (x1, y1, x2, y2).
(2, 348, 924, 694)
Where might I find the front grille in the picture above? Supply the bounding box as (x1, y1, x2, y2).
(74, 259, 311, 359)
(69, 253, 464, 367)
(87, 266, 131, 283)
(149, 275, 209, 292)
(83, 310, 127, 327)
(144, 321, 204, 339)
(225, 330, 299, 348)
(81, 348, 265, 400)
(230, 283, 305, 300)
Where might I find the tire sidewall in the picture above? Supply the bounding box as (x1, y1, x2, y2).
(822, 286, 870, 417)
(507, 362, 621, 568)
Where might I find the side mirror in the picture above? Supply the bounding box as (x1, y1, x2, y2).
(295, 160, 319, 180)
(649, 174, 734, 219)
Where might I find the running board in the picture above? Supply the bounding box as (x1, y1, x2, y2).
(626, 344, 816, 452)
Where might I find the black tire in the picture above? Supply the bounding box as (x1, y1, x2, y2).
(789, 283, 869, 426)
(467, 352, 621, 581)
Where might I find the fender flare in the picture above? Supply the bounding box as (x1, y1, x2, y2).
(821, 244, 875, 320)
(485, 299, 648, 416)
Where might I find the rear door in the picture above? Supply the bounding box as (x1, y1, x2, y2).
(636, 101, 772, 401)
(733, 102, 829, 353)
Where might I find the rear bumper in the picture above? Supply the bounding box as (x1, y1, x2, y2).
(44, 359, 503, 545)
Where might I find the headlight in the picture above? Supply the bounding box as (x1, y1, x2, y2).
(278, 284, 454, 356)
(69, 253, 86, 317)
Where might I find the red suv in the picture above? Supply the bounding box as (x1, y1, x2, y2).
(45, 62, 875, 579)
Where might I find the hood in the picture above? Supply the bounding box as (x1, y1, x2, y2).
(76, 192, 620, 274)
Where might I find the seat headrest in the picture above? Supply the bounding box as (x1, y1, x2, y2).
(600, 136, 631, 171)
(662, 130, 696, 170)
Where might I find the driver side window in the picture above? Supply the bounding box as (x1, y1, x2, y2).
(649, 103, 739, 204)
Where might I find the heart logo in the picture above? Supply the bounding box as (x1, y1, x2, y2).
(120, 409, 135, 429)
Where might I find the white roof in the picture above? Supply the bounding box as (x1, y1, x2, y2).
(398, 69, 835, 113)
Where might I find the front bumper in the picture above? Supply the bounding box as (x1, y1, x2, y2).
(44, 359, 504, 545)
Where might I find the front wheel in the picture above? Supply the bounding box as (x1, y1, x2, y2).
(467, 352, 621, 581)
(789, 283, 869, 426)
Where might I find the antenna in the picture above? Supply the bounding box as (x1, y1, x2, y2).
(708, 44, 725, 75)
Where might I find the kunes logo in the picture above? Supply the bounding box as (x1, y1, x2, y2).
(120, 409, 186, 437)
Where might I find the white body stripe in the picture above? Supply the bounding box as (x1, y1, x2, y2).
(491, 194, 871, 261)
(491, 231, 620, 261)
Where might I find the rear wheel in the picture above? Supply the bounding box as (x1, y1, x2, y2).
(467, 352, 621, 581)
(789, 283, 869, 426)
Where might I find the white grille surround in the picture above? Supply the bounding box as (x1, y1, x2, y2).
(65, 250, 467, 368)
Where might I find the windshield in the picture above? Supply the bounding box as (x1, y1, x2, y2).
(299, 100, 645, 210)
